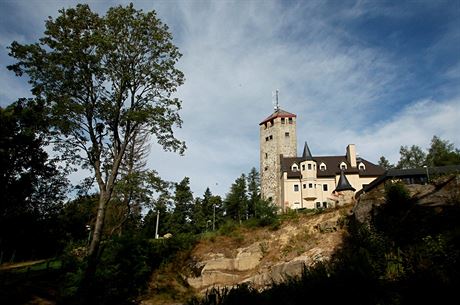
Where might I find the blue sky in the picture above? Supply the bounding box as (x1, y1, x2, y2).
(1, 0, 459, 198)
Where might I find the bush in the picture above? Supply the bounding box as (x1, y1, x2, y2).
(59, 233, 198, 305)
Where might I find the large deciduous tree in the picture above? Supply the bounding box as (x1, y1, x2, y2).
(396, 145, 426, 169)
(426, 135, 460, 166)
(8, 3, 185, 269)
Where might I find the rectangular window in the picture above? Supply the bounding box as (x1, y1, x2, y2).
(309, 183, 313, 188)
(281, 118, 285, 124)
(285, 132, 289, 137)
(269, 135, 273, 140)
(316, 202, 321, 209)
(322, 202, 327, 208)
(308, 164, 312, 170)
(265, 137, 269, 141)
(288, 118, 293, 124)
(265, 153, 268, 159)
(323, 184, 328, 192)
(303, 184, 306, 189)
(294, 185, 299, 192)
(302, 164, 305, 171)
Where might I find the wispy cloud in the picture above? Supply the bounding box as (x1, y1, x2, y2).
(1, 0, 459, 198)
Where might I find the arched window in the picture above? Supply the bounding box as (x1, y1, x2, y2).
(358, 162, 366, 171)
(291, 163, 299, 172)
(340, 162, 347, 170)
(319, 162, 327, 171)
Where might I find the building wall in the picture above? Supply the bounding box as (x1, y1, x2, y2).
(260, 116, 297, 207)
(282, 171, 378, 210)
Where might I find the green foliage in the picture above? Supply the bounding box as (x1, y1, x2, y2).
(0, 99, 68, 261)
(246, 167, 260, 218)
(397, 144, 427, 169)
(426, 135, 460, 166)
(167, 177, 194, 235)
(60, 233, 197, 305)
(378, 155, 394, 170)
(8, 2, 186, 263)
(224, 174, 248, 222)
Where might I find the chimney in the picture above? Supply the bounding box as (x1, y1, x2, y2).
(346, 144, 357, 168)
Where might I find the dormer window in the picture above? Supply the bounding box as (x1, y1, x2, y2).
(319, 163, 327, 171)
(291, 163, 299, 172)
(358, 162, 366, 171)
(340, 162, 347, 170)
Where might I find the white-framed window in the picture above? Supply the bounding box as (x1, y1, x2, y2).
(358, 162, 366, 171)
(340, 162, 347, 170)
(292, 163, 299, 171)
(320, 163, 326, 171)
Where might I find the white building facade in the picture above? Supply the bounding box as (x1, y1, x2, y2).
(260, 108, 384, 210)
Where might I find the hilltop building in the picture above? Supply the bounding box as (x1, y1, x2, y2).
(259, 108, 384, 210)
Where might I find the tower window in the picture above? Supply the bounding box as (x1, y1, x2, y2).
(281, 118, 285, 124)
(323, 184, 328, 192)
(265, 153, 268, 159)
(285, 132, 289, 137)
(308, 164, 312, 170)
(309, 183, 313, 188)
(288, 118, 293, 124)
(269, 135, 273, 140)
(303, 184, 306, 189)
(294, 185, 299, 192)
(264, 166, 268, 171)
(265, 137, 269, 142)
(302, 164, 305, 171)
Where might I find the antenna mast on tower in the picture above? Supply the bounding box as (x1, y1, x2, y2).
(272, 89, 280, 111)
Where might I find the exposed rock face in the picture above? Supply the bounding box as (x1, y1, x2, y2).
(353, 174, 460, 225)
(182, 207, 349, 293)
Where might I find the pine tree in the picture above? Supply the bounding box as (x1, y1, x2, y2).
(168, 177, 193, 234)
(247, 167, 260, 218)
(225, 174, 248, 223)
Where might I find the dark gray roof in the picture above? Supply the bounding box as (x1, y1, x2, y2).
(334, 170, 356, 192)
(302, 142, 313, 161)
(356, 165, 460, 197)
(280, 155, 384, 179)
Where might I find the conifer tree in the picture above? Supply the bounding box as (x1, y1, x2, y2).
(225, 174, 248, 223)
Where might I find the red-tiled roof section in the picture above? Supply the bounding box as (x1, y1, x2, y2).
(259, 109, 296, 125)
(280, 155, 385, 178)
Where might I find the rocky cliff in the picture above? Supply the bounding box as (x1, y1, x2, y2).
(143, 206, 351, 304)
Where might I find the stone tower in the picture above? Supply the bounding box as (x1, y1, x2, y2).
(259, 108, 297, 208)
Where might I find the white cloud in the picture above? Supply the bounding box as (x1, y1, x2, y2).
(1, 1, 459, 199)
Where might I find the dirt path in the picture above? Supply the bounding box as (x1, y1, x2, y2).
(0, 259, 47, 271)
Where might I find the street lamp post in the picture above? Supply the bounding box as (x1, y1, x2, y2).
(213, 204, 216, 231)
(424, 165, 430, 183)
(86, 225, 91, 248)
(155, 210, 160, 239)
